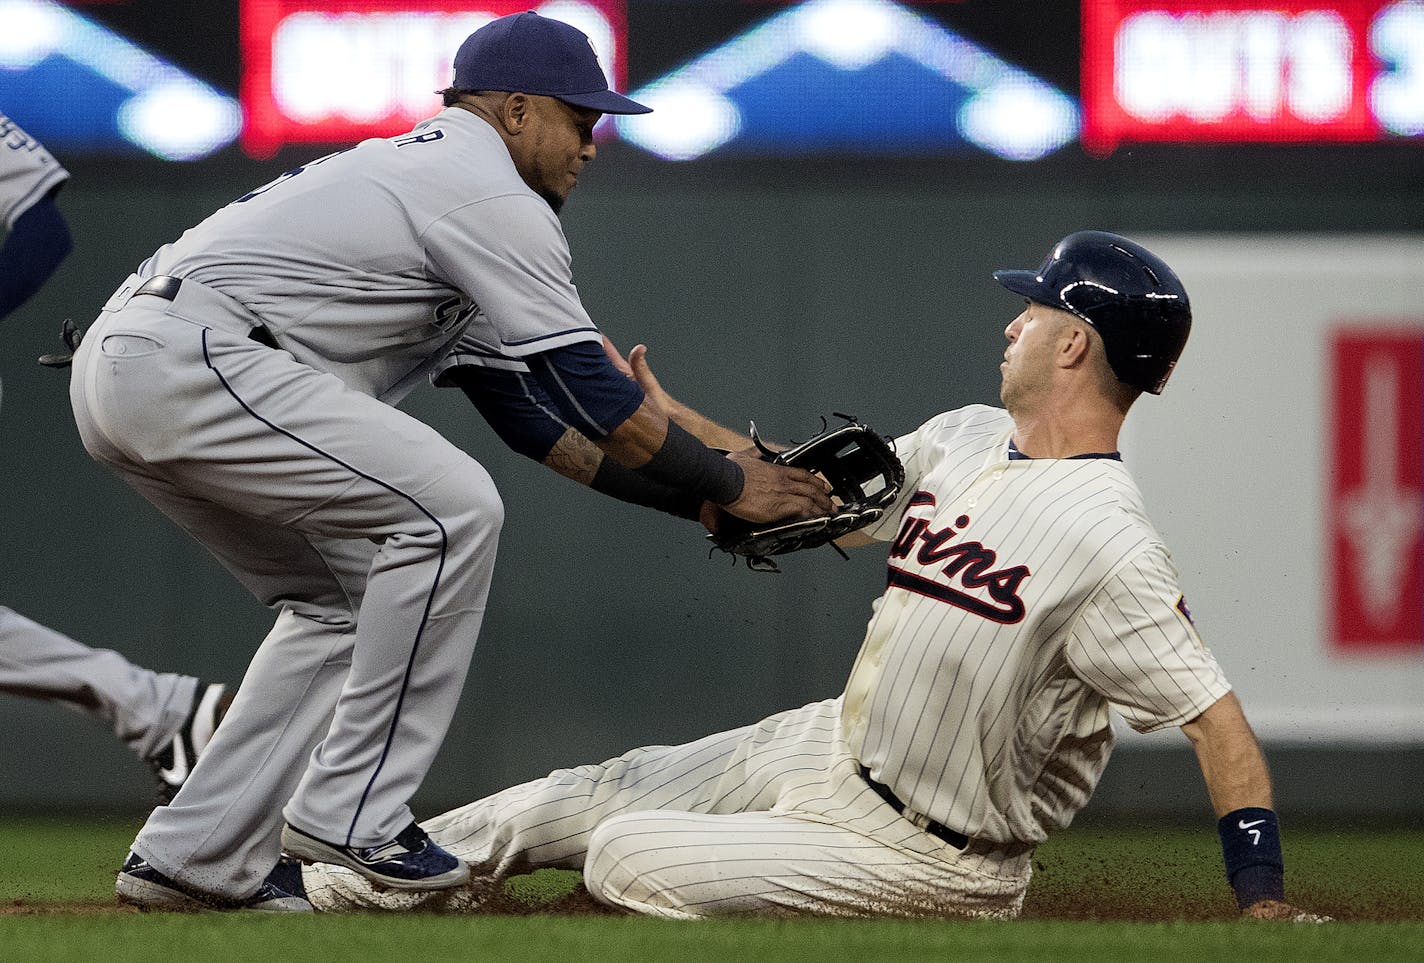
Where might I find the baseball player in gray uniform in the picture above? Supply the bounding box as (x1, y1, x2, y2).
(0, 109, 69, 316)
(0, 112, 230, 802)
(1, 111, 234, 805)
(71, 12, 829, 913)
(303, 233, 1321, 922)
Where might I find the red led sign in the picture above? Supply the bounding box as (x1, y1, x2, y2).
(240, 1, 629, 157)
(1082, 1, 1424, 153)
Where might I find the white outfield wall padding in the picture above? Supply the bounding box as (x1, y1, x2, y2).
(1120, 234, 1424, 745)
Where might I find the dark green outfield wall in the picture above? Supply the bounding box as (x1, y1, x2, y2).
(2, 156, 1421, 813)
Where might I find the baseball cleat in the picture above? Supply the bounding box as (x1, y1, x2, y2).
(280, 821, 469, 891)
(145, 681, 229, 804)
(115, 852, 313, 912)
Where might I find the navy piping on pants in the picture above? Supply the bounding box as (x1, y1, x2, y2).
(200, 328, 448, 846)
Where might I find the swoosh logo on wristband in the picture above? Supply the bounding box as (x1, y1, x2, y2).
(1239, 818, 1266, 844)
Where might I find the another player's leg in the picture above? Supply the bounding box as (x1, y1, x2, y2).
(305, 721, 764, 912)
(143, 680, 232, 804)
(304, 699, 845, 912)
(584, 809, 1027, 920)
(582, 721, 1034, 920)
(0, 605, 228, 801)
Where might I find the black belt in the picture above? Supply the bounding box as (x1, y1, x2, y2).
(859, 766, 968, 850)
(135, 276, 279, 349)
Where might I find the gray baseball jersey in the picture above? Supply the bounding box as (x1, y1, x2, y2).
(0, 112, 67, 231)
(135, 106, 599, 402)
(303, 404, 1232, 919)
(70, 106, 606, 900)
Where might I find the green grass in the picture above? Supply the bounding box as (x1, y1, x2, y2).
(2, 819, 1421, 962)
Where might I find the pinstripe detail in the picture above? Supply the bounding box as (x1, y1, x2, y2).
(200, 329, 449, 846)
(301, 698, 1032, 917)
(847, 407, 1229, 845)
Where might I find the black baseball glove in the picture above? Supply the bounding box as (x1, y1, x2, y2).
(708, 414, 904, 572)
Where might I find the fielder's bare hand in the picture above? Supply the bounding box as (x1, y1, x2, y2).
(1242, 898, 1332, 923)
(724, 449, 833, 523)
(602, 336, 669, 405)
(602, 334, 639, 380)
(603, 337, 754, 451)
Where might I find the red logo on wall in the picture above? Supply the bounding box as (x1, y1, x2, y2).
(1329, 327, 1424, 652)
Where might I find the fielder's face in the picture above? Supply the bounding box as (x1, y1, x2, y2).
(512, 95, 601, 213)
(999, 299, 1074, 412)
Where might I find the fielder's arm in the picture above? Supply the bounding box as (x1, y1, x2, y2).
(0, 192, 72, 320)
(442, 357, 830, 523)
(603, 336, 882, 548)
(1181, 693, 1325, 922)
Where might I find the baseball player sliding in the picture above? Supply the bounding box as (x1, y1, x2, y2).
(303, 232, 1323, 922)
(1, 111, 230, 803)
(70, 12, 829, 912)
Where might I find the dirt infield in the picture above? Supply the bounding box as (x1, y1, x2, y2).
(4, 882, 1414, 922)
(3, 822, 1419, 923)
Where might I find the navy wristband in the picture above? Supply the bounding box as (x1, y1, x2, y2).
(1218, 807, 1285, 909)
(639, 420, 745, 506)
(591, 457, 704, 520)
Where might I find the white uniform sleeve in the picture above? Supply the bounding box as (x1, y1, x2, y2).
(1065, 545, 1232, 733)
(421, 193, 600, 358)
(0, 113, 69, 231)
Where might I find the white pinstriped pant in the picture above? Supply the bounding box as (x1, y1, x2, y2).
(304, 698, 1034, 918)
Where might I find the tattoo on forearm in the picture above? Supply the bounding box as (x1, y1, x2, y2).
(543, 428, 602, 485)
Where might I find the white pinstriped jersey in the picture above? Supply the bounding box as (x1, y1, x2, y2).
(132, 107, 599, 403)
(0, 112, 68, 232)
(847, 405, 1230, 847)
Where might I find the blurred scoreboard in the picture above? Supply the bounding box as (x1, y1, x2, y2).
(240, 0, 629, 156)
(1084, 0, 1424, 151)
(1, 0, 1420, 161)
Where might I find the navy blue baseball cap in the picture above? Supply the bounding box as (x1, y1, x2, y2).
(452, 11, 651, 115)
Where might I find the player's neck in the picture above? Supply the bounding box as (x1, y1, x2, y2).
(1008, 400, 1123, 460)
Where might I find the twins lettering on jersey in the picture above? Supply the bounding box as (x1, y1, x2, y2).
(886, 491, 1031, 623)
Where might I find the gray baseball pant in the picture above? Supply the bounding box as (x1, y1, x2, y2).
(70, 283, 502, 900)
(0, 606, 200, 759)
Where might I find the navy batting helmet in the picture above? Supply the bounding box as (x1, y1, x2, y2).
(993, 231, 1191, 394)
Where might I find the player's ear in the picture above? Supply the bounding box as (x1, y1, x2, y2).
(1058, 323, 1093, 370)
(501, 93, 531, 134)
